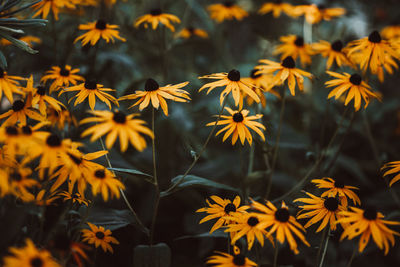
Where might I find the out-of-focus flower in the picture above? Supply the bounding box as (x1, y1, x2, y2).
(295, 4, 346, 24)
(175, 27, 208, 39)
(381, 25, 400, 40)
(74, 20, 126, 46)
(382, 161, 400, 186)
(86, 168, 125, 201)
(0, 68, 24, 103)
(32, 0, 76, 20)
(207, 2, 248, 23)
(312, 40, 353, 69)
(258, 1, 298, 18)
(135, 9, 181, 32)
(274, 35, 314, 67)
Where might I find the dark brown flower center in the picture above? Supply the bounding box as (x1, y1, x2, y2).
(368, 30, 381, 43)
(282, 56, 295, 68)
(317, 4, 326, 10)
(5, 126, 18, 136)
(247, 216, 259, 226)
(30, 257, 43, 267)
(22, 126, 33, 135)
(46, 134, 61, 147)
(0, 68, 4, 78)
(68, 153, 82, 165)
(331, 40, 343, 52)
(324, 197, 339, 211)
(223, 1, 234, 8)
(11, 172, 22, 181)
(95, 19, 107, 30)
(349, 74, 362, 85)
(363, 207, 377, 220)
(113, 111, 127, 123)
(37, 86, 46, 96)
(150, 8, 162, 16)
(250, 69, 261, 79)
(144, 78, 159, 91)
(84, 80, 97, 90)
(60, 68, 70, 77)
(294, 36, 304, 47)
(233, 254, 246, 266)
(95, 169, 106, 179)
(275, 208, 290, 222)
(95, 231, 105, 239)
(187, 26, 195, 34)
(224, 203, 237, 214)
(334, 180, 345, 188)
(227, 69, 240, 81)
(232, 112, 244, 122)
(12, 100, 25, 111)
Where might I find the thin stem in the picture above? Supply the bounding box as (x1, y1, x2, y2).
(247, 143, 255, 176)
(273, 240, 279, 267)
(303, 19, 312, 43)
(315, 227, 328, 266)
(98, 137, 149, 236)
(162, 101, 227, 195)
(346, 245, 357, 267)
(149, 108, 160, 245)
(318, 229, 331, 267)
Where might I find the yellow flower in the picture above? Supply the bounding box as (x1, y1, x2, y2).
(325, 71, 380, 111)
(119, 78, 190, 116)
(59, 191, 90, 206)
(86, 168, 125, 201)
(381, 25, 400, 40)
(32, 0, 75, 20)
(8, 165, 39, 200)
(175, 27, 208, 39)
(337, 207, 400, 255)
(256, 56, 313, 96)
(199, 70, 260, 106)
(207, 107, 265, 146)
(60, 80, 119, 110)
(41, 65, 84, 93)
(135, 9, 181, 32)
(258, 1, 297, 18)
(312, 40, 353, 69)
(274, 35, 314, 67)
(251, 200, 310, 254)
(30, 81, 66, 116)
(3, 238, 61, 267)
(196, 195, 249, 233)
(207, 2, 248, 23)
(294, 192, 345, 232)
(80, 110, 154, 152)
(0, 97, 44, 126)
(74, 20, 126, 46)
(295, 4, 346, 24)
(0, 68, 24, 103)
(381, 161, 400, 186)
(0, 168, 10, 197)
(46, 107, 78, 130)
(81, 222, 119, 253)
(311, 177, 360, 206)
(207, 247, 257, 267)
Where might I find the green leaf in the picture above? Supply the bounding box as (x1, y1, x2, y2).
(86, 208, 141, 231)
(0, 33, 37, 54)
(160, 175, 239, 198)
(0, 25, 23, 34)
(133, 243, 171, 267)
(174, 230, 227, 241)
(0, 50, 7, 68)
(108, 167, 152, 178)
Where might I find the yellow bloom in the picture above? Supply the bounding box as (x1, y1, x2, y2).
(207, 2, 248, 23)
(119, 78, 190, 116)
(207, 107, 265, 146)
(60, 80, 119, 110)
(274, 35, 314, 67)
(0, 68, 24, 103)
(337, 207, 400, 255)
(135, 9, 181, 32)
(295, 4, 346, 24)
(74, 20, 126, 46)
(207, 247, 257, 267)
(381, 25, 400, 40)
(199, 70, 260, 106)
(80, 110, 154, 152)
(258, 1, 297, 18)
(8, 165, 39, 200)
(311, 177, 360, 206)
(312, 40, 353, 69)
(325, 71, 380, 111)
(175, 27, 208, 39)
(46, 107, 77, 130)
(59, 191, 90, 206)
(256, 56, 313, 96)
(381, 161, 400, 186)
(0, 97, 44, 126)
(32, 0, 75, 20)
(41, 65, 84, 93)
(86, 168, 125, 201)
(81, 222, 119, 253)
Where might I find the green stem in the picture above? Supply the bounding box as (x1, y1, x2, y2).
(273, 240, 279, 267)
(317, 229, 331, 267)
(315, 227, 328, 266)
(346, 246, 357, 267)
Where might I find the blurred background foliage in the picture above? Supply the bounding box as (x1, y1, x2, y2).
(1, 0, 400, 266)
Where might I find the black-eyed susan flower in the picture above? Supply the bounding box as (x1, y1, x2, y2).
(32, 0, 74, 20)
(251, 200, 310, 254)
(325, 71, 380, 111)
(199, 70, 260, 106)
(207, 108, 265, 146)
(8, 165, 39, 199)
(60, 80, 119, 110)
(59, 191, 90, 206)
(256, 56, 313, 96)
(337, 207, 400, 255)
(274, 35, 314, 67)
(134, 9, 181, 32)
(294, 192, 345, 232)
(311, 177, 360, 206)
(47, 107, 78, 130)
(80, 110, 154, 152)
(0, 97, 44, 126)
(207, 247, 257, 267)
(312, 40, 353, 69)
(3, 238, 61, 267)
(0, 68, 24, 103)
(30, 81, 65, 115)
(119, 78, 190, 116)
(295, 4, 346, 24)
(258, 0, 297, 18)
(241, 69, 280, 108)
(74, 20, 126, 46)
(196, 195, 249, 233)
(0, 125, 23, 157)
(87, 168, 124, 201)
(41, 65, 84, 93)
(81, 222, 119, 253)
(225, 212, 273, 250)
(346, 30, 399, 81)
(381, 25, 400, 40)
(175, 27, 208, 39)
(207, 2, 248, 23)
(381, 161, 400, 186)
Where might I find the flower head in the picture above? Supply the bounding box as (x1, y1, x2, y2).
(207, 247, 257, 267)
(0, 68, 24, 103)
(86, 168, 125, 201)
(175, 27, 208, 39)
(311, 177, 360, 206)
(32, 0, 75, 20)
(381, 161, 400, 186)
(41, 65, 84, 93)
(207, 2, 248, 23)
(81, 222, 119, 253)
(274, 35, 314, 67)
(74, 20, 126, 46)
(135, 9, 181, 32)
(0, 96, 44, 126)
(295, 4, 346, 24)
(258, 1, 297, 18)
(312, 40, 353, 69)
